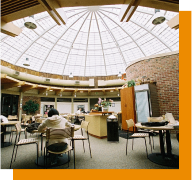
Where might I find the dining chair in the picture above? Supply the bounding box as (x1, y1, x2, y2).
(126, 119, 149, 157)
(0, 132, 4, 147)
(45, 126, 75, 168)
(21, 114, 30, 128)
(71, 121, 92, 158)
(10, 123, 39, 168)
(10, 123, 27, 142)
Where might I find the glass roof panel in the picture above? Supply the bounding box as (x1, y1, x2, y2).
(0, 5, 179, 76)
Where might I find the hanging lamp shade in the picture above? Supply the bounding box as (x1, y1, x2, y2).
(24, 15, 37, 29)
(23, 58, 30, 66)
(69, 72, 73, 78)
(118, 72, 122, 78)
(152, 10, 166, 25)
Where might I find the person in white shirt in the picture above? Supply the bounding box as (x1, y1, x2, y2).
(74, 108, 81, 124)
(76, 108, 81, 115)
(38, 108, 72, 165)
(0, 115, 8, 123)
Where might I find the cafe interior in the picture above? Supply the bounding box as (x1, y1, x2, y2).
(1, 0, 179, 169)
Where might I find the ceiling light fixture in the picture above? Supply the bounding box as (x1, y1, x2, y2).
(69, 72, 73, 78)
(24, 15, 37, 29)
(118, 71, 122, 78)
(152, 9, 166, 25)
(23, 58, 30, 66)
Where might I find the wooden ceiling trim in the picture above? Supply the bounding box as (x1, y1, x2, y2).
(1, 1, 40, 17)
(158, 0, 179, 4)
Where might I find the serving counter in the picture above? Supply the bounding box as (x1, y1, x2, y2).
(85, 114, 110, 139)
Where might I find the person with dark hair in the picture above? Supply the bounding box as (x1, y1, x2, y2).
(38, 108, 72, 165)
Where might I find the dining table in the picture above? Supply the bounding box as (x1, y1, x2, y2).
(1, 121, 20, 147)
(33, 124, 81, 167)
(135, 123, 179, 168)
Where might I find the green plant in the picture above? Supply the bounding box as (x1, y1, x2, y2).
(23, 100, 39, 115)
(101, 98, 113, 107)
(127, 79, 135, 87)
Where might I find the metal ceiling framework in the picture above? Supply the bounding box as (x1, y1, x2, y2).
(1, 1, 179, 77)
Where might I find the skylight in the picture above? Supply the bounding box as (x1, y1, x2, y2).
(0, 5, 179, 76)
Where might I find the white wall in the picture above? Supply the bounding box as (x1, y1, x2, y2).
(40, 101, 120, 114)
(108, 101, 121, 113)
(57, 102, 71, 114)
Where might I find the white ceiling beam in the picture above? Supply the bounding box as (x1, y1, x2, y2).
(94, 12, 107, 76)
(62, 11, 90, 75)
(119, 0, 142, 22)
(84, 12, 93, 76)
(1, 20, 22, 37)
(99, 10, 147, 56)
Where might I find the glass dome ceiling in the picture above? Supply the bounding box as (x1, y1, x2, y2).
(0, 5, 179, 77)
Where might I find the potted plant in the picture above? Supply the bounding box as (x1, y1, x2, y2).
(100, 98, 113, 112)
(122, 79, 135, 88)
(23, 100, 39, 115)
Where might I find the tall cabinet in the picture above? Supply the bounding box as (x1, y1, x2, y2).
(120, 87, 136, 131)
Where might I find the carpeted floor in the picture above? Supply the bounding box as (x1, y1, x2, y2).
(0, 128, 179, 169)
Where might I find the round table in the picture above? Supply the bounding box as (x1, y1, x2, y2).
(135, 123, 179, 168)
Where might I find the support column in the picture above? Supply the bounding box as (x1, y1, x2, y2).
(71, 98, 74, 113)
(0, 92, 2, 103)
(88, 98, 90, 111)
(55, 97, 57, 110)
(19, 92, 23, 122)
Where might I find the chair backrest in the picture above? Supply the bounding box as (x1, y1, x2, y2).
(46, 126, 74, 140)
(43, 114, 48, 118)
(8, 115, 18, 119)
(126, 119, 134, 129)
(147, 117, 163, 122)
(21, 114, 27, 123)
(15, 123, 22, 134)
(165, 113, 176, 124)
(36, 118, 43, 123)
(81, 121, 89, 131)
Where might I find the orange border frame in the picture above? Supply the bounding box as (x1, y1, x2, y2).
(13, 11, 191, 180)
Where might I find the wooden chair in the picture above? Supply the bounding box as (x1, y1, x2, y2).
(8, 115, 18, 121)
(126, 119, 149, 157)
(71, 121, 92, 158)
(10, 123, 27, 142)
(21, 114, 29, 128)
(45, 126, 75, 168)
(10, 123, 39, 168)
(0, 132, 4, 147)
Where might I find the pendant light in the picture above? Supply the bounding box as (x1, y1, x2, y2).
(152, 9, 166, 25)
(118, 71, 122, 78)
(24, 15, 37, 29)
(23, 58, 30, 66)
(69, 72, 73, 78)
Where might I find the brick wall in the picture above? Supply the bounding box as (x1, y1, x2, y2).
(22, 96, 41, 115)
(126, 53, 179, 120)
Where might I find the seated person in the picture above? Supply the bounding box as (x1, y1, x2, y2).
(38, 108, 72, 165)
(74, 108, 81, 124)
(0, 115, 8, 123)
(76, 108, 81, 115)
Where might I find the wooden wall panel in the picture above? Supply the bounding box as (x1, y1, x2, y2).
(121, 87, 136, 131)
